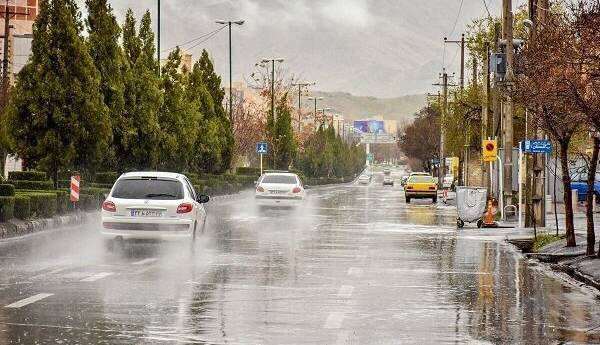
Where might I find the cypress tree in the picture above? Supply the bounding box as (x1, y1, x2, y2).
(187, 59, 223, 173)
(7, 0, 110, 181)
(158, 48, 198, 170)
(121, 9, 162, 170)
(269, 94, 297, 170)
(197, 49, 233, 172)
(85, 0, 125, 169)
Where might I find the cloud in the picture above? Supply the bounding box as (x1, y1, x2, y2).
(318, 0, 372, 28)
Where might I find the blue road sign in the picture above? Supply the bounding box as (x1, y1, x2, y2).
(520, 139, 552, 154)
(256, 142, 268, 154)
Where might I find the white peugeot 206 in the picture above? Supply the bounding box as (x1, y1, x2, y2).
(101, 172, 209, 250)
(254, 171, 306, 208)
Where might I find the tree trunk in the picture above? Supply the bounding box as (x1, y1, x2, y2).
(559, 141, 576, 247)
(586, 137, 599, 255)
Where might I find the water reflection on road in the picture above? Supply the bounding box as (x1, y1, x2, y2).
(1, 174, 600, 344)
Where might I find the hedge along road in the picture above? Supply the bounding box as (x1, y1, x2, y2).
(2, 167, 600, 344)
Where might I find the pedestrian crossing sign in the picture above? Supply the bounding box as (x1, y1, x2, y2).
(256, 142, 268, 154)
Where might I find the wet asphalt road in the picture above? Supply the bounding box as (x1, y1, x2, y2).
(2, 169, 600, 344)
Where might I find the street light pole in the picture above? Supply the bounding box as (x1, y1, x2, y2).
(292, 82, 315, 132)
(216, 20, 244, 124)
(261, 58, 284, 168)
(307, 96, 323, 127)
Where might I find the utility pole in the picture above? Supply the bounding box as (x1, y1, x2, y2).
(1, 1, 26, 100)
(307, 96, 323, 127)
(157, 0, 160, 68)
(444, 34, 466, 184)
(217, 20, 244, 124)
(0, 3, 28, 176)
(441, 71, 448, 187)
(260, 58, 284, 169)
(525, 0, 547, 226)
(482, 42, 491, 191)
(292, 82, 314, 132)
(502, 0, 515, 211)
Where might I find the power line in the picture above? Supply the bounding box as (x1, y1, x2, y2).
(187, 26, 226, 51)
(448, 0, 465, 38)
(161, 26, 225, 53)
(482, 0, 493, 20)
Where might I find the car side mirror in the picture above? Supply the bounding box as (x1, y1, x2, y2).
(197, 195, 210, 203)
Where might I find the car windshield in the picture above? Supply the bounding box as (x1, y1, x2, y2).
(261, 175, 297, 184)
(111, 178, 184, 200)
(409, 176, 435, 183)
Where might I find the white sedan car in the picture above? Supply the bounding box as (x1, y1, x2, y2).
(101, 172, 209, 249)
(358, 174, 371, 185)
(255, 172, 305, 208)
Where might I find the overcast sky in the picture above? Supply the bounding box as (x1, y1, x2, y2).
(71, 0, 518, 98)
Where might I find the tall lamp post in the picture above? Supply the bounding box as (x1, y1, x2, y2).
(216, 20, 245, 124)
(307, 96, 323, 126)
(261, 58, 285, 168)
(318, 108, 332, 127)
(292, 81, 315, 132)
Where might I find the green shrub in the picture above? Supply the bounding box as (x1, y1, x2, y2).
(57, 179, 71, 189)
(13, 195, 30, 219)
(79, 194, 99, 211)
(10, 180, 54, 191)
(88, 182, 113, 189)
(8, 170, 47, 181)
(236, 167, 261, 176)
(0, 184, 15, 196)
(20, 193, 57, 218)
(81, 187, 110, 198)
(94, 172, 118, 184)
(54, 190, 70, 214)
(0, 196, 15, 221)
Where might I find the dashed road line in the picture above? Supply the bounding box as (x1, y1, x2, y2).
(347, 267, 363, 277)
(324, 312, 345, 329)
(80, 272, 114, 282)
(337, 285, 354, 298)
(5, 293, 54, 308)
(132, 258, 158, 266)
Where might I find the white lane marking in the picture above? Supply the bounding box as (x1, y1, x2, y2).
(133, 266, 156, 275)
(5, 293, 54, 308)
(80, 272, 114, 282)
(337, 285, 354, 298)
(132, 258, 158, 266)
(347, 267, 363, 277)
(30, 266, 70, 280)
(324, 312, 345, 329)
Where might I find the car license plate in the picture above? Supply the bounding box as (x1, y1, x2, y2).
(270, 190, 285, 194)
(130, 209, 163, 217)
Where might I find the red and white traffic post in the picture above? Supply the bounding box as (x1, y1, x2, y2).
(70, 175, 80, 208)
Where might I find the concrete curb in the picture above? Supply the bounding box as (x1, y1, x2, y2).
(0, 212, 86, 240)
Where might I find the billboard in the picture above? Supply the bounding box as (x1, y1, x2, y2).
(353, 120, 385, 134)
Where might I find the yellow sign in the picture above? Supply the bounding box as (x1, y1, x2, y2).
(451, 157, 459, 175)
(482, 139, 497, 162)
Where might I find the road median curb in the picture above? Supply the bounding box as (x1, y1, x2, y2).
(0, 212, 86, 240)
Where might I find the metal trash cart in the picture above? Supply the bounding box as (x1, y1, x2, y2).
(456, 186, 488, 228)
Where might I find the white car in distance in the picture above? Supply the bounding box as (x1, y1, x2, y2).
(358, 174, 371, 185)
(101, 172, 209, 250)
(255, 172, 306, 208)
